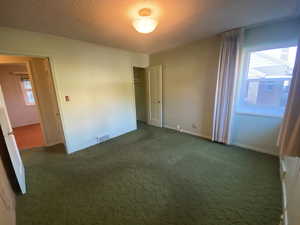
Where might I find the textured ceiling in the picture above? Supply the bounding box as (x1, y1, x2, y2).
(0, 0, 299, 53)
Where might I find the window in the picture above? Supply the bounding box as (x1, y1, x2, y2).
(238, 46, 297, 117)
(20, 77, 36, 105)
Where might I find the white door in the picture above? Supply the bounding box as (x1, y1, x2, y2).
(0, 86, 26, 194)
(147, 65, 163, 127)
(29, 58, 63, 146)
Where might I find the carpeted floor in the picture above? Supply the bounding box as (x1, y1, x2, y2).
(17, 123, 282, 225)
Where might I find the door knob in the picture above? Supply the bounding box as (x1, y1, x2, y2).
(8, 131, 14, 136)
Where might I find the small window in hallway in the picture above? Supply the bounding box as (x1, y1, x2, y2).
(238, 46, 297, 117)
(20, 77, 36, 105)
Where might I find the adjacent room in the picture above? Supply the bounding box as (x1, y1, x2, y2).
(0, 63, 44, 150)
(0, 1, 299, 225)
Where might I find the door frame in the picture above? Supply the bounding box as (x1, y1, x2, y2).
(0, 60, 48, 146)
(0, 53, 66, 148)
(131, 65, 150, 125)
(130, 65, 138, 129)
(29, 58, 65, 146)
(146, 65, 163, 127)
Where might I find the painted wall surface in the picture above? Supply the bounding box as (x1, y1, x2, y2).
(0, 65, 40, 128)
(231, 18, 300, 155)
(231, 114, 281, 155)
(283, 157, 300, 225)
(133, 67, 147, 122)
(150, 36, 221, 138)
(0, 27, 148, 153)
(0, 155, 16, 225)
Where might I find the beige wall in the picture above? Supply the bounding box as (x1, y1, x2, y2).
(0, 64, 40, 128)
(150, 36, 220, 138)
(133, 67, 147, 122)
(0, 27, 148, 153)
(0, 156, 16, 225)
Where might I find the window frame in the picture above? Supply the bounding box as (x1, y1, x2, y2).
(236, 44, 297, 118)
(19, 77, 36, 106)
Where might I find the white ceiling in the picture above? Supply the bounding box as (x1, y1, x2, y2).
(0, 0, 299, 53)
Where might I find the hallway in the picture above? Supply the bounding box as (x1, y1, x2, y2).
(13, 123, 44, 150)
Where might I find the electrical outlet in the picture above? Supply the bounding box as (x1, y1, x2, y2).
(176, 125, 183, 132)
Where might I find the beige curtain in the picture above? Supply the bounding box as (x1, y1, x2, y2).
(278, 41, 300, 156)
(212, 29, 243, 144)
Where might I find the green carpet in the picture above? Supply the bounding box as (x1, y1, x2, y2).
(17, 123, 282, 225)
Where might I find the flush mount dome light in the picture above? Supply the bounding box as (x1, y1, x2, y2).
(132, 8, 158, 34)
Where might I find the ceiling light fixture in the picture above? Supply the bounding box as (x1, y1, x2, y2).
(132, 8, 157, 34)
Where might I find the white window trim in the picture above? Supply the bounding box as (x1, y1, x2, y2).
(19, 77, 36, 106)
(235, 43, 296, 118)
(235, 111, 283, 119)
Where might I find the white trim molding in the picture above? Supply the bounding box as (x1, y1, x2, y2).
(163, 124, 211, 140)
(280, 158, 288, 225)
(232, 142, 277, 156)
(164, 124, 278, 156)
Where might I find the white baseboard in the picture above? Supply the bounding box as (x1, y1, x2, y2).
(162, 124, 175, 130)
(163, 124, 211, 140)
(232, 142, 277, 156)
(67, 126, 137, 154)
(280, 158, 288, 225)
(163, 125, 277, 156)
(13, 121, 40, 128)
(181, 129, 211, 140)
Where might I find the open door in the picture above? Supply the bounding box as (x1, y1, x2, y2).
(29, 58, 63, 146)
(147, 65, 163, 127)
(0, 86, 26, 194)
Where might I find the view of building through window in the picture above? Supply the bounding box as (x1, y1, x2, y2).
(20, 78, 36, 105)
(239, 46, 297, 116)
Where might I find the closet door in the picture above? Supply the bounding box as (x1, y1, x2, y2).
(147, 65, 163, 127)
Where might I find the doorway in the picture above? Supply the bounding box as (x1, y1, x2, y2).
(0, 54, 64, 194)
(0, 55, 64, 151)
(133, 65, 163, 128)
(133, 67, 147, 125)
(0, 63, 44, 150)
